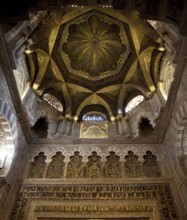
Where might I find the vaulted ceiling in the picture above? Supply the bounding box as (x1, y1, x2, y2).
(26, 7, 164, 120)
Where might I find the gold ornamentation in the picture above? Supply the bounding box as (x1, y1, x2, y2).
(34, 204, 153, 213)
(86, 151, 102, 178)
(66, 151, 84, 178)
(104, 151, 122, 178)
(27, 151, 163, 179)
(46, 151, 65, 178)
(124, 151, 142, 178)
(10, 183, 178, 220)
(60, 12, 129, 81)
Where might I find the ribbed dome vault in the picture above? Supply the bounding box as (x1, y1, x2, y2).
(60, 12, 130, 80)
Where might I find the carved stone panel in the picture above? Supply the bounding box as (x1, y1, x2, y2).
(46, 151, 65, 178)
(86, 151, 102, 178)
(10, 183, 178, 220)
(142, 151, 161, 177)
(27, 152, 47, 178)
(104, 151, 122, 178)
(66, 151, 84, 178)
(27, 150, 163, 179)
(124, 151, 142, 178)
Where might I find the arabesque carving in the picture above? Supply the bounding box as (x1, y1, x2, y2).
(124, 151, 142, 178)
(143, 151, 161, 177)
(27, 151, 163, 179)
(27, 152, 47, 178)
(104, 151, 122, 178)
(46, 151, 65, 178)
(66, 151, 84, 178)
(86, 151, 102, 178)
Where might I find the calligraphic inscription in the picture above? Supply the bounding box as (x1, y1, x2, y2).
(10, 183, 178, 220)
(34, 204, 153, 213)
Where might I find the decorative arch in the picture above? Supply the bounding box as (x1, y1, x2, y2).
(42, 90, 64, 113)
(125, 95, 145, 113)
(130, 106, 155, 138)
(118, 84, 148, 113)
(76, 94, 113, 120)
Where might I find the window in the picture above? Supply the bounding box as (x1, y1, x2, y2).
(82, 112, 106, 122)
(43, 93, 63, 112)
(125, 95, 144, 113)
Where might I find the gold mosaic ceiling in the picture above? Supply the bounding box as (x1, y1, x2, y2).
(26, 7, 164, 119)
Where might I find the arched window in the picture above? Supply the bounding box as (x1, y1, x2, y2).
(125, 95, 144, 113)
(43, 93, 63, 112)
(82, 112, 106, 122)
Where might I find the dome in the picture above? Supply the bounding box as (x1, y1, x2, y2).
(60, 12, 129, 80)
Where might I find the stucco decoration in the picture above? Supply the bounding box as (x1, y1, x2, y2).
(46, 151, 65, 178)
(27, 152, 47, 178)
(66, 151, 84, 178)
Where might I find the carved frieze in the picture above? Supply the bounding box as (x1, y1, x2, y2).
(34, 204, 153, 214)
(10, 183, 178, 220)
(27, 151, 162, 179)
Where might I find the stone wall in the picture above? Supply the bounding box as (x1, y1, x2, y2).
(162, 39, 187, 217)
(0, 65, 28, 220)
